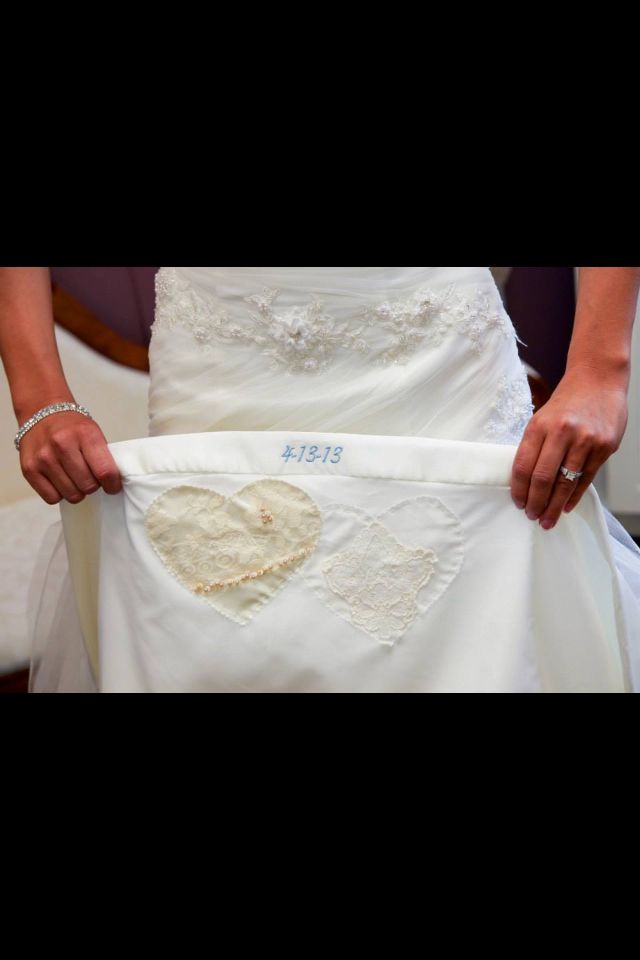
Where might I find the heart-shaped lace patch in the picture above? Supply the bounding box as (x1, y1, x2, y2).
(144, 479, 323, 625)
(303, 496, 465, 646)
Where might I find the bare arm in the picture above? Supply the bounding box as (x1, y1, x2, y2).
(567, 266, 640, 387)
(0, 267, 74, 421)
(512, 266, 640, 528)
(0, 267, 122, 504)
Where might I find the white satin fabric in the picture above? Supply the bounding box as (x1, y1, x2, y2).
(147, 266, 533, 442)
(27, 267, 640, 693)
(40, 430, 633, 693)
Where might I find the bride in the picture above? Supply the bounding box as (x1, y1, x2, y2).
(1, 266, 639, 693)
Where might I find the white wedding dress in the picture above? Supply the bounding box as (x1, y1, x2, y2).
(27, 267, 640, 692)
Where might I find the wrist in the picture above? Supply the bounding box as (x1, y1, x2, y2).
(14, 387, 76, 425)
(564, 353, 632, 391)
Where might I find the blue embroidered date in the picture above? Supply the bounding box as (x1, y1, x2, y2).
(281, 444, 343, 464)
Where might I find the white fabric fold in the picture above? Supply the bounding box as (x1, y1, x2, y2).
(40, 430, 637, 694)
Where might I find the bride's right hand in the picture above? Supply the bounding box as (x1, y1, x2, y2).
(19, 411, 123, 505)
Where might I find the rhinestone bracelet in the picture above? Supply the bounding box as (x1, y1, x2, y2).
(14, 401, 94, 452)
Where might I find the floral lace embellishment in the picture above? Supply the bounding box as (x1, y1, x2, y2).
(322, 521, 438, 646)
(152, 267, 520, 374)
(362, 284, 517, 365)
(484, 368, 535, 445)
(153, 269, 369, 374)
(144, 479, 323, 626)
(242, 286, 370, 373)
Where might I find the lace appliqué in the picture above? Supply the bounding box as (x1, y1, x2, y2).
(144, 479, 323, 626)
(323, 521, 438, 646)
(363, 285, 516, 364)
(152, 267, 520, 374)
(302, 495, 465, 648)
(484, 368, 535, 445)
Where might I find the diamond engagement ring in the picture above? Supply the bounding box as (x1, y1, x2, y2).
(559, 466, 584, 482)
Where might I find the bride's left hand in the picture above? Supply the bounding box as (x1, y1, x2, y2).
(511, 366, 629, 529)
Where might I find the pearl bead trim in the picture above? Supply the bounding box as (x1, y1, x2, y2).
(193, 544, 314, 594)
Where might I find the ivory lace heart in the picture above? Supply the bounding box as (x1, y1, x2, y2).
(144, 479, 323, 625)
(303, 495, 465, 646)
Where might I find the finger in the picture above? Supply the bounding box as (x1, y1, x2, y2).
(511, 419, 545, 509)
(51, 430, 102, 495)
(525, 431, 572, 521)
(21, 458, 64, 505)
(537, 446, 591, 530)
(80, 434, 123, 495)
(563, 449, 604, 513)
(39, 454, 87, 504)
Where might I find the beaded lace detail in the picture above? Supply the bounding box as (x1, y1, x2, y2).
(144, 479, 323, 626)
(484, 368, 535, 445)
(152, 267, 520, 374)
(364, 285, 517, 364)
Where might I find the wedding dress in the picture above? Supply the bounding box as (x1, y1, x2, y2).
(27, 267, 640, 693)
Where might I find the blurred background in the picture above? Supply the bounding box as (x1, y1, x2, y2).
(1, 267, 638, 690)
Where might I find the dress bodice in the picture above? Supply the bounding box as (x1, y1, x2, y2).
(151, 266, 513, 371)
(147, 266, 534, 446)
